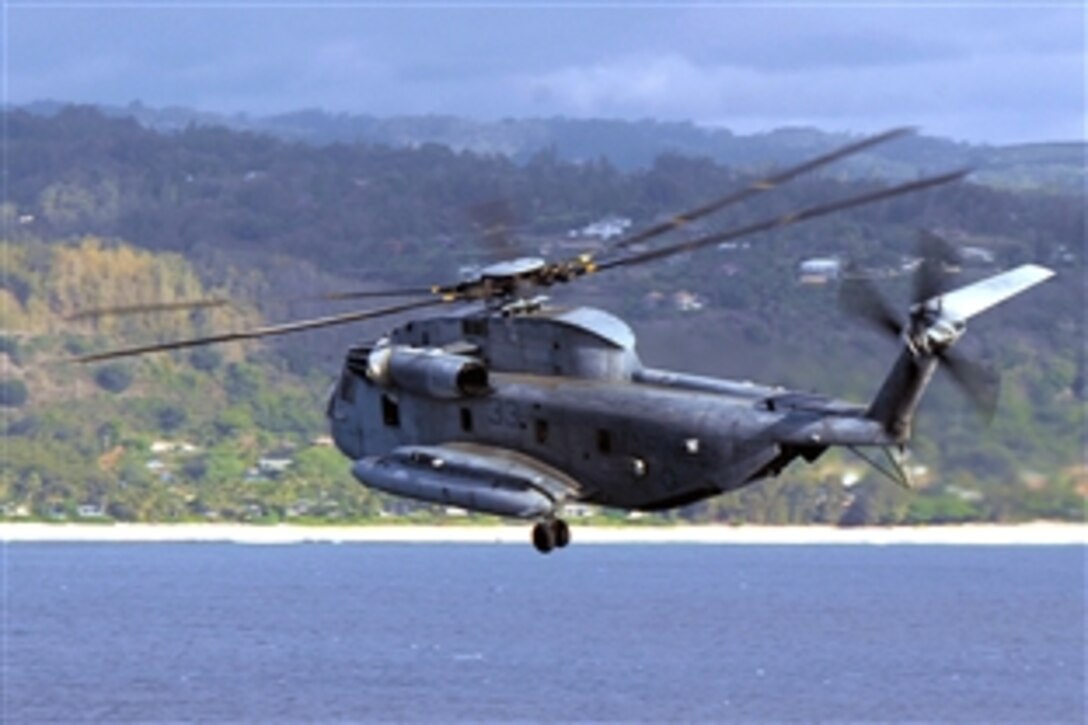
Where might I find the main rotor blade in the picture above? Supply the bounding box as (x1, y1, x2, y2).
(611, 126, 915, 251)
(65, 298, 232, 321)
(66, 285, 442, 321)
(314, 287, 441, 302)
(939, 349, 1000, 422)
(72, 297, 450, 364)
(597, 169, 970, 274)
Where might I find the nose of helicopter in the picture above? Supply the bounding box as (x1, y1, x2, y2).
(326, 376, 365, 460)
(328, 415, 364, 461)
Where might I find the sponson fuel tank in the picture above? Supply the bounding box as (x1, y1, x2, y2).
(351, 443, 580, 518)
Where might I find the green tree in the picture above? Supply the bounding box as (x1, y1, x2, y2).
(0, 380, 29, 407)
(840, 481, 911, 526)
(226, 363, 263, 402)
(155, 404, 187, 433)
(189, 347, 222, 372)
(94, 364, 134, 394)
(0, 336, 23, 365)
(213, 406, 255, 437)
(204, 444, 249, 484)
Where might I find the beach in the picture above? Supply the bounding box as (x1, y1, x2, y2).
(2, 522, 1084, 545)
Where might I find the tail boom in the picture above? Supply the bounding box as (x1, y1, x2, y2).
(867, 350, 939, 442)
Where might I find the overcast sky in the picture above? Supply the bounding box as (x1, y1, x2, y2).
(4, 1, 1085, 144)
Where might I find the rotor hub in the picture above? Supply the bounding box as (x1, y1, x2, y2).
(479, 257, 548, 280)
(905, 303, 966, 356)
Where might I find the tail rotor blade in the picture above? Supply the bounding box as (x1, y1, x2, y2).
(940, 349, 1000, 421)
(913, 230, 961, 304)
(838, 272, 902, 339)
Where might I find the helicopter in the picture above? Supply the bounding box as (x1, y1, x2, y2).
(73, 128, 1054, 553)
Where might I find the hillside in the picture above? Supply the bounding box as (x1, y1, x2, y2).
(21, 101, 1087, 193)
(1, 108, 1084, 525)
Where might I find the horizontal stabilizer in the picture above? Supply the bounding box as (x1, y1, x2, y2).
(935, 264, 1054, 322)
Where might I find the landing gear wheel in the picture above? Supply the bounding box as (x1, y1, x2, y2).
(552, 518, 571, 549)
(532, 522, 555, 554)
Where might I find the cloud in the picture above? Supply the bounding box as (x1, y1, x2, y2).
(5, 4, 1084, 143)
(514, 7, 1085, 143)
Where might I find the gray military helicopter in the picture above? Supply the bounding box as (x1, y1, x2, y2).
(74, 128, 1054, 553)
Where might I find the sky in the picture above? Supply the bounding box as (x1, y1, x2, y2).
(3, 1, 1085, 144)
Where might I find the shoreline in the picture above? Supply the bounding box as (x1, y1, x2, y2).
(1, 522, 1085, 545)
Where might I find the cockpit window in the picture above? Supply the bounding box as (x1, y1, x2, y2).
(597, 428, 612, 454)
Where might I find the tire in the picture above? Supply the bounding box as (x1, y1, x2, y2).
(532, 522, 555, 554)
(553, 519, 571, 548)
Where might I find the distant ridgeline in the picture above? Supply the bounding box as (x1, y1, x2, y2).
(0, 105, 1083, 525)
(20, 100, 1088, 193)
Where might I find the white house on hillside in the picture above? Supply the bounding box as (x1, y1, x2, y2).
(798, 258, 842, 284)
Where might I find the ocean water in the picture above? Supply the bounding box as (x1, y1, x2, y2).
(1, 543, 1083, 723)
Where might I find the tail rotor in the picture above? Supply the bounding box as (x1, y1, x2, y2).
(839, 231, 1039, 422)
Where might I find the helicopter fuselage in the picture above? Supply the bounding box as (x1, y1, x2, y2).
(328, 304, 886, 512)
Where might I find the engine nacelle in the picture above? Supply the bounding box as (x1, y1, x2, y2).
(367, 345, 489, 399)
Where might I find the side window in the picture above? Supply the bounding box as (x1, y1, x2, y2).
(596, 428, 612, 454)
(535, 418, 549, 444)
(460, 407, 473, 433)
(462, 318, 488, 337)
(381, 394, 400, 428)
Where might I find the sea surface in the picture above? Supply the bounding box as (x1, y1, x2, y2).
(1, 543, 1083, 723)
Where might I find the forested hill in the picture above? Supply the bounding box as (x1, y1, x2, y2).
(21, 100, 1088, 193)
(1, 107, 1084, 525)
(5, 107, 1082, 278)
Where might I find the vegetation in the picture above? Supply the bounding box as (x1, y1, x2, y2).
(0, 380, 29, 408)
(1, 107, 1083, 525)
(93, 364, 134, 394)
(26, 101, 1084, 193)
